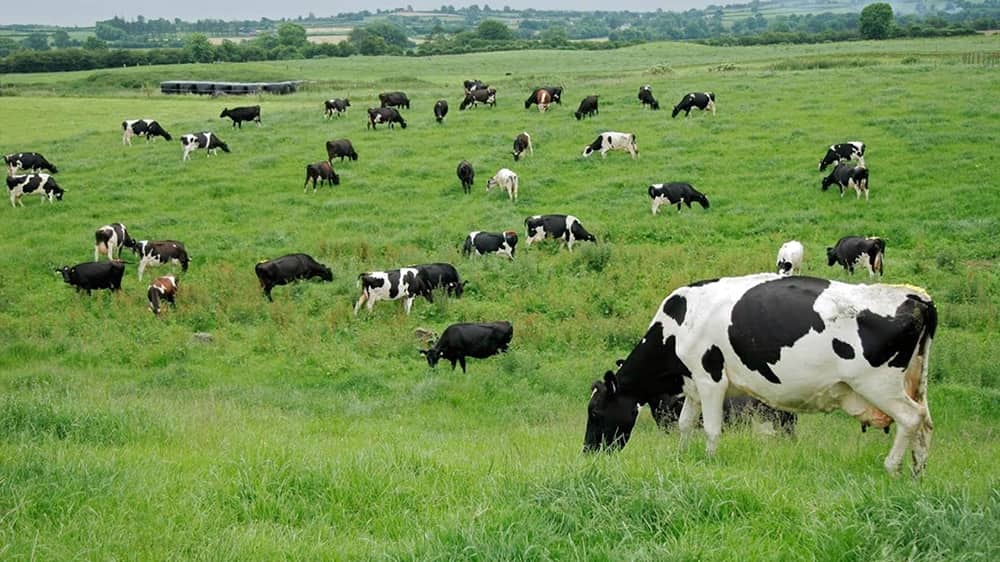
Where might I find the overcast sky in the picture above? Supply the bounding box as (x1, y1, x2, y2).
(10, 1, 720, 27)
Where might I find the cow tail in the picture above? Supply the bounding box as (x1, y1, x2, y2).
(462, 236, 473, 256)
(906, 295, 936, 429)
(356, 273, 365, 288)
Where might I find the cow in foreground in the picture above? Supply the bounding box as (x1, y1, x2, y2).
(648, 183, 710, 214)
(220, 105, 261, 128)
(822, 163, 870, 200)
(827, 236, 885, 277)
(457, 160, 475, 194)
(379, 91, 410, 109)
(7, 174, 64, 207)
(56, 261, 125, 295)
(512, 132, 533, 161)
(4, 152, 57, 175)
(584, 273, 936, 477)
(95, 223, 133, 261)
(367, 107, 407, 130)
(324, 98, 351, 118)
(255, 253, 333, 301)
(421, 322, 514, 373)
(355, 268, 430, 315)
(819, 142, 865, 171)
(525, 214, 596, 251)
(672, 92, 716, 118)
(325, 139, 358, 162)
(487, 168, 519, 202)
(304, 161, 340, 191)
(460, 88, 497, 110)
(776, 240, 804, 276)
(582, 132, 638, 159)
(463, 231, 518, 260)
(148, 275, 178, 315)
(122, 119, 172, 145)
(180, 132, 229, 160)
(130, 240, 189, 280)
(638, 85, 660, 110)
(434, 99, 449, 123)
(574, 95, 599, 120)
(413, 262, 465, 298)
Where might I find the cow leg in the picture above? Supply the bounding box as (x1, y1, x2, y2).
(353, 292, 367, 314)
(459, 356, 467, 373)
(651, 199, 660, 215)
(264, 286, 273, 302)
(677, 396, 701, 448)
(696, 379, 727, 455)
(403, 296, 414, 315)
(137, 259, 147, 281)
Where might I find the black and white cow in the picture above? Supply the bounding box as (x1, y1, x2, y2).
(671, 92, 716, 118)
(464, 79, 488, 92)
(822, 163, 870, 200)
(512, 132, 533, 161)
(254, 253, 333, 301)
(582, 132, 638, 159)
(420, 321, 514, 373)
(5, 152, 57, 175)
(819, 141, 865, 171)
(130, 240, 190, 280)
(220, 105, 261, 128)
(180, 132, 230, 161)
(56, 260, 125, 295)
(574, 95, 599, 120)
(367, 107, 407, 130)
(413, 262, 465, 298)
(355, 267, 430, 315)
(95, 223, 133, 261)
(434, 99, 449, 123)
(460, 88, 497, 110)
(325, 139, 358, 162)
(379, 91, 410, 109)
(324, 98, 351, 118)
(122, 119, 172, 145)
(463, 230, 518, 260)
(304, 161, 340, 191)
(525, 214, 597, 251)
(648, 183, 710, 214)
(6, 174, 63, 207)
(637, 85, 660, 110)
(827, 236, 885, 277)
(585, 273, 937, 477)
(776, 240, 804, 276)
(487, 168, 519, 202)
(457, 160, 475, 194)
(147, 275, 178, 315)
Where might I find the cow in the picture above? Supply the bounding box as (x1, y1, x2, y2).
(6, 174, 64, 207)
(367, 107, 407, 130)
(4, 152, 57, 175)
(413, 262, 465, 298)
(524, 214, 596, 251)
(180, 132, 229, 161)
(776, 240, 804, 276)
(147, 275, 178, 315)
(457, 160, 475, 194)
(325, 139, 358, 162)
(822, 163, 870, 200)
(324, 98, 351, 118)
(254, 253, 333, 301)
(486, 168, 518, 202)
(526, 88, 553, 112)
(671, 92, 716, 118)
(355, 267, 430, 315)
(464, 79, 488, 91)
(584, 273, 937, 477)
(463, 231, 518, 260)
(304, 161, 340, 191)
(55, 260, 125, 295)
(648, 183, 710, 214)
(574, 95, 599, 120)
(434, 99, 449, 123)
(219, 105, 261, 128)
(460, 88, 497, 110)
(512, 132, 533, 162)
(121, 119, 172, 145)
(130, 240, 190, 280)
(420, 321, 514, 373)
(638, 85, 660, 110)
(819, 142, 865, 171)
(95, 223, 133, 261)
(379, 91, 410, 109)
(827, 236, 885, 277)
(582, 132, 638, 159)
(524, 86, 563, 110)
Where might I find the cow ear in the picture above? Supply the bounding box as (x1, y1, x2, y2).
(603, 371, 617, 395)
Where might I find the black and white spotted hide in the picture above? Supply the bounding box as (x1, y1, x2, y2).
(819, 142, 865, 171)
(6, 174, 64, 207)
(122, 119, 172, 145)
(5, 152, 58, 175)
(95, 223, 133, 261)
(131, 240, 190, 280)
(180, 132, 230, 160)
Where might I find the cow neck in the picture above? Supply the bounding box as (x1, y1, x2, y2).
(615, 322, 689, 404)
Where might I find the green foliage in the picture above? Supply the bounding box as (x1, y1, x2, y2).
(476, 19, 514, 41)
(277, 23, 308, 49)
(860, 2, 895, 39)
(185, 33, 214, 63)
(20, 32, 50, 51)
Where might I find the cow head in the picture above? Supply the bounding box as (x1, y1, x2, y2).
(818, 149, 838, 171)
(55, 266, 73, 284)
(826, 247, 839, 266)
(420, 347, 442, 368)
(343, 99, 351, 107)
(317, 264, 334, 282)
(50, 186, 65, 201)
(582, 145, 595, 158)
(821, 173, 835, 191)
(148, 286, 163, 315)
(584, 371, 639, 452)
(671, 105, 682, 118)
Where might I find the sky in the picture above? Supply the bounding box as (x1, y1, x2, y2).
(8, 1, 721, 27)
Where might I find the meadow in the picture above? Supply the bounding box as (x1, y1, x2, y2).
(0, 35, 998, 560)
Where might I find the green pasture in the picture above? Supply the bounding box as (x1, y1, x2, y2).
(1, 36, 998, 560)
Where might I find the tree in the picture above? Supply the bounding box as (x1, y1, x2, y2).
(476, 19, 513, 41)
(859, 3, 894, 39)
(185, 33, 214, 63)
(277, 22, 308, 48)
(82, 36, 108, 50)
(53, 30, 74, 49)
(21, 33, 50, 51)
(0, 37, 21, 58)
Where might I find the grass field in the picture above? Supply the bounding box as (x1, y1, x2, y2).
(1, 36, 998, 560)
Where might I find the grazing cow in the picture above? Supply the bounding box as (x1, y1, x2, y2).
(463, 231, 518, 260)
(324, 98, 351, 118)
(582, 132, 638, 159)
(819, 141, 865, 171)
(827, 236, 885, 277)
(776, 240, 804, 276)
(486, 168, 519, 202)
(524, 86, 563, 110)
(4, 152, 57, 175)
(304, 161, 340, 191)
(671, 92, 716, 118)
(512, 132, 533, 161)
(254, 253, 333, 301)
(6, 174, 64, 207)
(822, 163, 870, 200)
(379, 91, 410, 109)
(325, 139, 358, 162)
(464, 79, 488, 91)
(524, 214, 596, 251)
(180, 132, 230, 161)
(460, 88, 497, 110)
(527, 88, 553, 112)
(95, 223, 133, 261)
(367, 107, 407, 130)
(637, 85, 660, 110)
(574, 95, 599, 120)
(648, 183, 710, 214)
(130, 240, 190, 280)
(56, 260, 126, 295)
(147, 275, 178, 315)
(420, 321, 514, 373)
(220, 105, 261, 128)
(457, 160, 475, 194)
(646, 391, 797, 435)
(584, 273, 937, 477)
(122, 119, 172, 145)
(355, 267, 430, 315)
(434, 99, 449, 123)
(414, 262, 465, 298)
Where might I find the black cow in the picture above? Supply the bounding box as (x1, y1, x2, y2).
(638, 85, 660, 110)
(574, 95, 599, 120)
(325, 139, 358, 162)
(822, 163, 870, 200)
(130, 240, 189, 280)
(827, 236, 885, 277)
(147, 275, 178, 315)
(819, 142, 865, 171)
(460, 88, 497, 110)
(220, 105, 261, 128)
(304, 161, 340, 191)
(647, 392, 797, 435)
(434, 99, 449, 123)
(5, 152, 57, 175)
(414, 262, 465, 297)
(122, 119, 172, 145)
(7, 174, 64, 207)
(457, 160, 475, 194)
(464, 79, 488, 91)
(324, 98, 351, 118)
(95, 223, 133, 261)
(180, 132, 229, 161)
(367, 107, 407, 130)
(512, 132, 533, 161)
(671, 92, 716, 118)
(56, 261, 125, 295)
(463, 230, 518, 260)
(420, 321, 514, 373)
(379, 91, 410, 109)
(255, 253, 333, 301)
(524, 214, 596, 251)
(648, 183, 710, 214)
